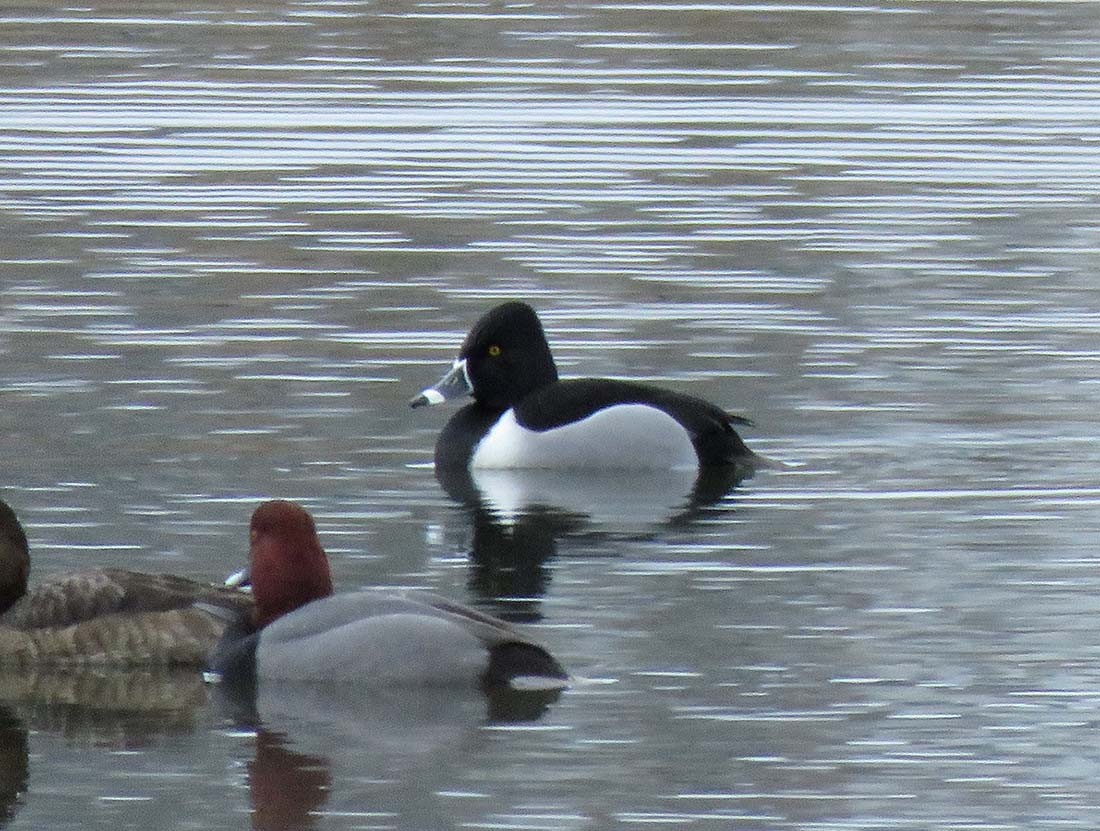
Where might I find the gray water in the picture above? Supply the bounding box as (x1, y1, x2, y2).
(2, 0, 1100, 828)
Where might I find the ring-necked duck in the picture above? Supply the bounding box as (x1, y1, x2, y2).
(411, 301, 767, 471)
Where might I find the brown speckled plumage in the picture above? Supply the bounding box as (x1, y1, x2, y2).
(1, 568, 250, 631)
(0, 498, 252, 667)
(0, 607, 231, 667)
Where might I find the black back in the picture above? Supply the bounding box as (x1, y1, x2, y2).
(513, 378, 756, 466)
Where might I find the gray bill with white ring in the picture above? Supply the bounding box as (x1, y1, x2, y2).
(409, 358, 473, 408)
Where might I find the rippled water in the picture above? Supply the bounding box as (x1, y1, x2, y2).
(2, 1, 1100, 829)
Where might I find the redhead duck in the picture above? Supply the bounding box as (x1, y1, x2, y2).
(411, 301, 768, 471)
(0, 497, 252, 666)
(206, 500, 568, 690)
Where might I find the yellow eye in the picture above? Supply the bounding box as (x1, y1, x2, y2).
(488, 344, 502, 357)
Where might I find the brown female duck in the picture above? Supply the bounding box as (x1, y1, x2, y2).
(0, 497, 251, 666)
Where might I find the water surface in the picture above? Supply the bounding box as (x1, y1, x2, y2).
(2, 1, 1100, 829)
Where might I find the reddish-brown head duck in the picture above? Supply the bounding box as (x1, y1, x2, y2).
(209, 499, 567, 691)
(243, 500, 332, 628)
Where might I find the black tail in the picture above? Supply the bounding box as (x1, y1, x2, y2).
(483, 642, 568, 689)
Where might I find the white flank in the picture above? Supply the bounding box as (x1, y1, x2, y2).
(471, 404, 697, 470)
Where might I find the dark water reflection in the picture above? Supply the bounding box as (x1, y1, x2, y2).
(0, 707, 27, 828)
(209, 681, 562, 830)
(0, 669, 214, 829)
(3, 0, 1100, 829)
(437, 465, 752, 621)
(0, 669, 209, 743)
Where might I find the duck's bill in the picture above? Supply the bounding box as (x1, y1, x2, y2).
(409, 358, 473, 408)
(225, 567, 252, 591)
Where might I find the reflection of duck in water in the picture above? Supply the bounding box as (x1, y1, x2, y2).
(437, 462, 747, 530)
(0, 704, 27, 828)
(0, 498, 251, 666)
(0, 670, 222, 829)
(217, 678, 554, 831)
(433, 460, 751, 623)
(248, 730, 330, 831)
(208, 501, 567, 700)
(454, 493, 577, 625)
(0, 667, 210, 747)
(411, 301, 769, 477)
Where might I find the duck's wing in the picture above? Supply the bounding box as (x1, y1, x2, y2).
(409, 591, 568, 684)
(1, 568, 252, 630)
(255, 590, 567, 686)
(515, 378, 758, 466)
(411, 591, 545, 645)
(252, 589, 494, 643)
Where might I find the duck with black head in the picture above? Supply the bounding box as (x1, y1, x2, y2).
(411, 301, 770, 474)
